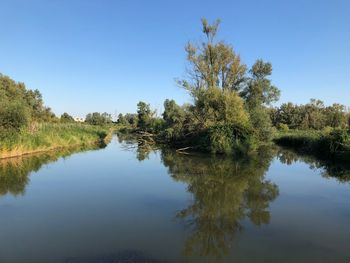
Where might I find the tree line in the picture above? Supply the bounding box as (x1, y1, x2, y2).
(117, 18, 349, 154)
(0, 73, 114, 139)
(117, 18, 281, 154)
(271, 99, 349, 131)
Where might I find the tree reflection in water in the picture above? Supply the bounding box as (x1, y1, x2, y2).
(0, 143, 106, 197)
(160, 147, 279, 260)
(276, 148, 350, 183)
(117, 133, 280, 261)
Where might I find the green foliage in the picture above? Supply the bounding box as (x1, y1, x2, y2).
(274, 129, 350, 162)
(118, 113, 138, 127)
(172, 20, 281, 152)
(178, 19, 246, 93)
(163, 99, 185, 127)
(249, 106, 276, 141)
(162, 99, 191, 140)
(0, 73, 58, 140)
(278, 123, 289, 132)
(60, 112, 75, 123)
(241, 60, 280, 108)
(85, 112, 112, 126)
(0, 123, 110, 154)
(322, 128, 350, 154)
(0, 73, 56, 124)
(0, 101, 30, 136)
(126, 19, 281, 155)
(192, 87, 250, 129)
(149, 117, 165, 134)
(208, 124, 253, 154)
(272, 100, 348, 130)
(137, 101, 154, 131)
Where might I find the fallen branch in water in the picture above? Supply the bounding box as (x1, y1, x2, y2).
(176, 146, 194, 154)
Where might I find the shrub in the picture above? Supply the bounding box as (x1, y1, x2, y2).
(321, 128, 350, 154)
(0, 101, 30, 135)
(208, 124, 252, 154)
(278, 123, 289, 132)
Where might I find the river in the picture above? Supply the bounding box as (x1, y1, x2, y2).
(0, 134, 349, 263)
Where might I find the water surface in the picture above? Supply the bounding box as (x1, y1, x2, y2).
(0, 135, 349, 263)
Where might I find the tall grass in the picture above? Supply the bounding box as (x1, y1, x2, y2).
(0, 123, 111, 158)
(274, 129, 350, 162)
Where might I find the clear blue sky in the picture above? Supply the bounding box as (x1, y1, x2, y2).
(1, 0, 349, 118)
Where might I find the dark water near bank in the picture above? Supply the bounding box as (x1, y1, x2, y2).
(0, 135, 350, 263)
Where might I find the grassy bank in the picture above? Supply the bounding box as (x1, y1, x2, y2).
(274, 129, 350, 163)
(0, 123, 113, 159)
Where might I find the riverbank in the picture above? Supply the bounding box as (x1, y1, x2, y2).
(274, 129, 350, 163)
(0, 123, 114, 159)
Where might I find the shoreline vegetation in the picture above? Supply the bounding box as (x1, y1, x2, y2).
(1, 18, 349, 163)
(0, 123, 114, 159)
(116, 19, 350, 161)
(274, 129, 350, 164)
(0, 72, 115, 159)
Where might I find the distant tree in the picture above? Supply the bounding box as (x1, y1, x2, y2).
(273, 102, 303, 129)
(117, 113, 127, 125)
(300, 99, 326, 130)
(60, 112, 75, 123)
(137, 101, 154, 131)
(324, 103, 347, 128)
(272, 100, 348, 130)
(85, 112, 112, 126)
(124, 113, 138, 127)
(163, 99, 185, 127)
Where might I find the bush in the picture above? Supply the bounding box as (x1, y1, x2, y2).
(249, 107, 276, 141)
(278, 123, 289, 132)
(0, 101, 30, 135)
(208, 124, 252, 154)
(321, 128, 350, 154)
(149, 118, 165, 134)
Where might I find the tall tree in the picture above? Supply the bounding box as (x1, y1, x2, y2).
(178, 18, 246, 93)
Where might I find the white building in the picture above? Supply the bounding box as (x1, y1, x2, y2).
(74, 117, 85, 122)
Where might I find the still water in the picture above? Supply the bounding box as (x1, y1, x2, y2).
(0, 134, 350, 263)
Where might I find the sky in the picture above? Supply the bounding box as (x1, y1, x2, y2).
(0, 0, 349, 118)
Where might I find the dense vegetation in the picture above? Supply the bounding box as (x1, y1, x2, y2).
(117, 19, 349, 159)
(270, 100, 350, 162)
(274, 129, 350, 162)
(0, 73, 56, 136)
(118, 19, 281, 154)
(271, 99, 349, 130)
(0, 74, 112, 158)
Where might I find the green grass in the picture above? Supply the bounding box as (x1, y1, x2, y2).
(0, 123, 112, 158)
